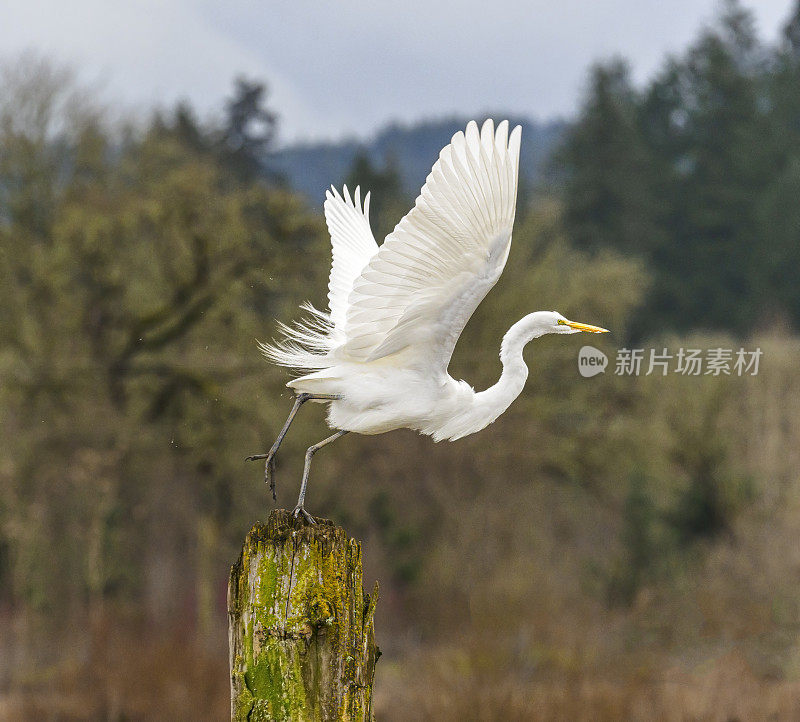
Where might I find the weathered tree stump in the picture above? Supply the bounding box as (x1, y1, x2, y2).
(228, 510, 379, 721)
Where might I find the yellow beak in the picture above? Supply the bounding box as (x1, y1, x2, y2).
(562, 319, 610, 333)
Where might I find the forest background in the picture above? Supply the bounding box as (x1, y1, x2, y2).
(3, 1, 800, 718)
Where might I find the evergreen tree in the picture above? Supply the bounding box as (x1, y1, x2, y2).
(559, 59, 664, 259)
(785, 1, 800, 60)
(343, 150, 409, 241)
(0, 60, 327, 623)
(560, 1, 790, 335)
(220, 77, 278, 180)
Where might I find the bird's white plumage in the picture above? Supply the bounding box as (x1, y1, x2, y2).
(323, 185, 378, 342)
(259, 119, 607, 446)
(342, 119, 521, 371)
(255, 119, 610, 519)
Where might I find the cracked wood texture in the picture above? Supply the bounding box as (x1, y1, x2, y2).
(228, 510, 380, 721)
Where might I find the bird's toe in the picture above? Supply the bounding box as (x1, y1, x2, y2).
(292, 506, 316, 525)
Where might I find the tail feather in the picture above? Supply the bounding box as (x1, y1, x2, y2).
(259, 302, 340, 372)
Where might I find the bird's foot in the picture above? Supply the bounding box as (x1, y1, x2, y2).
(292, 505, 316, 525)
(245, 451, 278, 500)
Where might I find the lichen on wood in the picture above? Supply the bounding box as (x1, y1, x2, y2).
(228, 510, 380, 721)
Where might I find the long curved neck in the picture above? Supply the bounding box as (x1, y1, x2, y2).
(472, 316, 540, 423)
(432, 315, 548, 441)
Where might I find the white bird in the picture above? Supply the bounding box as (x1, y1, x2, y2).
(248, 119, 608, 522)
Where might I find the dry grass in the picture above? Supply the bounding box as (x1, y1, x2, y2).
(3, 334, 800, 720)
(375, 647, 800, 721)
(0, 613, 229, 721)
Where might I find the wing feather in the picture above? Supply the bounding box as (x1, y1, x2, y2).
(324, 184, 379, 337)
(340, 120, 521, 372)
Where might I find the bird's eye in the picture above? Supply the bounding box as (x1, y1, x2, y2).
(556, 319, 567, 325)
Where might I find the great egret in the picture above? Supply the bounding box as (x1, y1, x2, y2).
(248, 119, 608, 522)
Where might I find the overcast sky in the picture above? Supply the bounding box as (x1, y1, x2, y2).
(1, 0, 794, 145)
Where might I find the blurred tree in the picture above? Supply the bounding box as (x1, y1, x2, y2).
(605, 472, 656, 606)
(559, 59, 665, 258)
(220, 77, 278, 181)
(0, 59, 327, 640)
(653, 1, 769, 333)
(5, 28, 800, 715)
(343, 150, 410, 241)
(665, 384, 743, 543)
(785, 1, 800, 60)
(560, 1, 792, 336)
(755, 2, 800, 325)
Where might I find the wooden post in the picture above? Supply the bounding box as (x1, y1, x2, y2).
(228, 510, 380, 721)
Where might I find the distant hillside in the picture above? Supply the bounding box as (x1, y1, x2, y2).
(268, 116, 566, 204)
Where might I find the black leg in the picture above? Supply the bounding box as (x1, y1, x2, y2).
(293, 430, 349, 524)
(246, 393, 341, 500)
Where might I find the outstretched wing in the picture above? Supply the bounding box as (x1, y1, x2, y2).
(324, 185, 379, 337)
(341, 119, 521, 373)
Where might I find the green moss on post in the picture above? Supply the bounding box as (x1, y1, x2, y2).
(228, 510, 380, 721)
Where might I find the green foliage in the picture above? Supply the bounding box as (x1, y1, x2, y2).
(560, 0, 800, 336)
(343, 151, 409, 241)
(5, 30, 800, 716)
(0, 59, 327, 620)
(605, 472, 657, 606)
(558, 60, 666, 259)
(662, 376, 755, 543)
(366, 490, 421, 584)
(220, 77, 278, 181)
